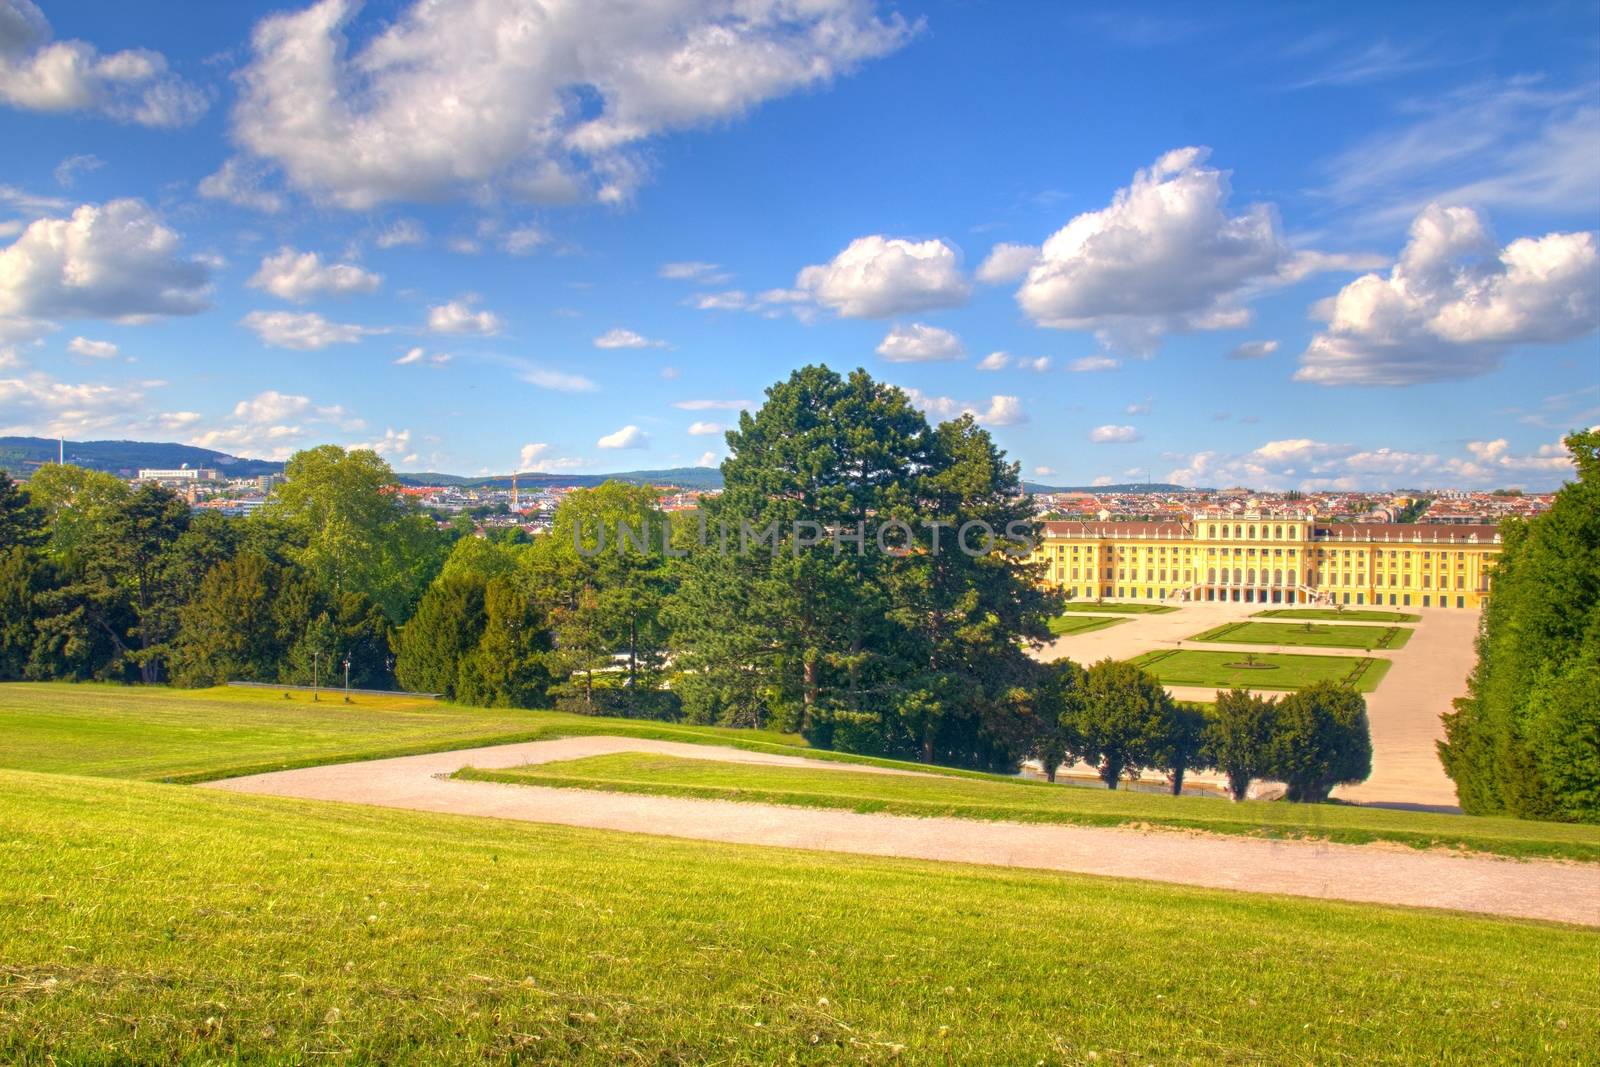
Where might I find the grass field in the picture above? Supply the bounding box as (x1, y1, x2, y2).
(1129, 649, 1393, 692)
(458, 753, 1600, 862)
(1058, 601, 1177, 614)
(1046, 614, 1127, 636)
(1189, 620, 1414, 651)
(1254, 608, 1422, 623)
(2, 770, 1594, 1064)
(0, 683, 990, 784)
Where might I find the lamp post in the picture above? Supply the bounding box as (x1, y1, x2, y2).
(343, 653, 351, 703)
(312, 650, 320, 702)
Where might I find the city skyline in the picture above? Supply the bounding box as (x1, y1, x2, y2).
(2, 0, 1598, 490)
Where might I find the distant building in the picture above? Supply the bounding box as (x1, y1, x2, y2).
(1032, 508, 1499, 610)
(137, 467, 220, 483)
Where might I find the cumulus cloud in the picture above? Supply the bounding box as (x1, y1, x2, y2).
(797, 235, 970, 318)
(224, 0, 913, 209)
(0, 0, 206, 127)
(977, 351, 1010, 371)
(696, 450, 719, 467)
(249, 247, 381, 302)
(875, 322, 964, 362)
(0, 199, 212, 326)
(1228, 339, 1279, 360)
(975, 242, 1037, 284)
(241, 310, 377, 350)
(687, 420, 723, 435)
(1089, 424, 1142, 443)
(597, 423, 649, 449)
(197, 158, 285, 214)
(1014, 147, 1366, 353)
(0, 366, 143, 436)
(903, 388, 1027, 428)
(427, 297, 503, 336)
(594, 327, 669, 349)
(1297, 205, 1599, 386)
(1164, 434, 1581, 491)
(66, 336, 117, 358)
(187, 388, 365, 459)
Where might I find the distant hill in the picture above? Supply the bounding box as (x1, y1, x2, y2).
(401, 467, 726, 491)
(1, 438, 1194, 496)
(0, 437, 283, 479)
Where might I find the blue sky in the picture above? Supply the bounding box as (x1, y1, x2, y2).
(1, 0, 1597, 489)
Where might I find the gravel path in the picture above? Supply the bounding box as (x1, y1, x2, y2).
(204, 736, 1600, 927)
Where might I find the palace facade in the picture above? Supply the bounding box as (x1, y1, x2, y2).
(1031, 509, 1499, 609)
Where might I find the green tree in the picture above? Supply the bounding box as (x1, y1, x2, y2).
(0, 471, 44, 550)
(266, 446, 445, 623)
(1149, 701, 1209, 796)
(394, 573, 488, 696)
(25, 464, 130, 564)
(456, 577, 553, 708)
(1030, 659, 1086, 782)
(1268, 682, 1372, 803)
(1522, 662, 1600, 821)
(1440, 430, 1600, 820)
(1074, 659, 1171, 788)
(169, 553, 284, 687)
(1204, 688, 1278, 801)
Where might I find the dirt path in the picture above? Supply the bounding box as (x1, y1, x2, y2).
(203, 737, 1600, 927)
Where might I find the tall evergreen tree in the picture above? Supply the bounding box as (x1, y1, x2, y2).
(1440, 430, 1599, 820)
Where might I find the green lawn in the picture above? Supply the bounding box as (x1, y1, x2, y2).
(0, 683, 993, 784)
(459, 753, 1600, 862)
(1129, 649, 1393, 692)
(1255, 608, 1422, 623)
(1, 770, 1594, 1064)
(1059, 601, 1177, 614)
(1046, 613, 1128, 636)
(1189, 620, 1414, 651)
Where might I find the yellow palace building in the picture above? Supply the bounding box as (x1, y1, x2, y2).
(1032, 509, 1500, 610)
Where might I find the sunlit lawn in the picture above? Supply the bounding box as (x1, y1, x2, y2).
(1128, 649, 1392, 692)
(1189, 621, 1413, 651)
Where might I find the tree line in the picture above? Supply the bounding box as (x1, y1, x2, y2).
(1, 364, 1375, 802)
(1440, 429, 1599, 823)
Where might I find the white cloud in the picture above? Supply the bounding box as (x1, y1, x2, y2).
(797, 235, 970, 318)
(674, 398, 752, 411)
(427, 297, 503, 336)
(249, 247, 381, 302)
(687, 420, 723, 435)
(184, 388, 361, 460)
(241, 310, 377, 350)
(1228, 339, 1279, 360)
(1034, 465, 1055, 477)
(1021, 356, 1051, 372)
(1069, 356, 1119, 372)
(594, 327, 669, 349)
(1091, 475, 1114, 487)
(1297, 205, 1599, 386)
(977, 351, 1010, 371)
(1125, 401, 1151, 415)
(696, 450, 719, 467)
(875, 322, 964, 362)
(52, 153, 103, 187)
(197, 158, 285, 214)
(352, 426, 416, 463)
(597, 424, 649, 450)
(660, 261, 728, 283)
(1164, 434, 1580, 491)
(1089, 424, 1142, 443)
(975, 242, 1037, 284)
(1321, 80, 1600, 228)
(1015, 147, 1362, 353)
(514, 362, 598, 393)
(0, 1, 205, 127)
(394, 345, 449, 367)
(225, 0, 913, 209)
(0, 199, 212, 325)
(0, 366, 144, 437)
(374, 218, 426, 248)
(66, 336, 117, 359)
(903, 388, 1027, 428)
